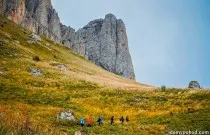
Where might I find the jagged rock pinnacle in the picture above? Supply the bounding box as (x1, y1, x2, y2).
(0, 0, 135, 80)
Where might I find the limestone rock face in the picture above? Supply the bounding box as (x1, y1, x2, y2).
(0, 0, 26, 24)
(72, 14, 135, 80)
(73, 29, 86, 56)
(25, 0, 61, 40)
(116, 19, 135, 79)
(60, 24, 75, 48)
(1, 0, 136, 80)
(1, 0, 61, 41)
(48, 9, 61, 42)
(26, 0, 51, 36)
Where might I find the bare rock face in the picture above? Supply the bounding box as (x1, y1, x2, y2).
(48, 9, 61, 42)
(0, 0, 26, 24)
(60, 24, 75, 48)
(1, 0, 136, 80)
(25, 0, 61, 41)
(1, 0, 61, 41)
(26, 0, 50, 36)
(116, 19, 135, 79)
(73, 29, 86, 56)
(71, 14, 135, 80)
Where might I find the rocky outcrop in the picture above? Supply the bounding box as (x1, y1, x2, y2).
(57, 110, 75, 121)
(0, 0, 61, 41)
(7, 0, 26, 24)
(30, 68, 42, 77)
(60, 24, 75, 48)
(25, 0, 61, 42)
(0, 0, 26, 24)
(71, 14, 135, 80)
(0, 0, 136, 80)
(188, 81, 201, 89)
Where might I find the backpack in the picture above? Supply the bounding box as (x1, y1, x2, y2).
(80, 119, 85, 124)
(120, 117, 124, 122)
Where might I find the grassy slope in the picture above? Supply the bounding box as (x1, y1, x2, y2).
(0, 16, 210, 135)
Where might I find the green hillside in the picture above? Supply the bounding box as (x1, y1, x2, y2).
(0, 16, 210, 135)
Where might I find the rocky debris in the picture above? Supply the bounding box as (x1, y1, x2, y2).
(4, 33, 12, 39)
(30, 68, 42, 77)
(135, 97, 142, 102)
(84, 52, 89, 60)
(30, 33, 42, 41)
(0, 71, 4, 75)
(14, 40, 20, 44)
(135, 97, 147, 102)
(27, 40, 35, 44)
(188, 81, 201, 89)
(56, 64, 68, 71)
(0, 38, 9, 43)
(45, 43, 50, 46)
(57, 110, 75, 121)
(75, 131, 82, 135)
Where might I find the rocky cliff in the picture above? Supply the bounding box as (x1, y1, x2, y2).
(0, 0, 135, 80)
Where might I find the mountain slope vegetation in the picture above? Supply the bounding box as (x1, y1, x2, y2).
(0, 16, 210, 135)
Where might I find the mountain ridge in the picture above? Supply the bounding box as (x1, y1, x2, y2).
(0, 0, 135, 80)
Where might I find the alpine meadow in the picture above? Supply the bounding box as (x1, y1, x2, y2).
(0, 0, 210, 135)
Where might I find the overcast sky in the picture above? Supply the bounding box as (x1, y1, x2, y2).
(52, 0, 210, 88)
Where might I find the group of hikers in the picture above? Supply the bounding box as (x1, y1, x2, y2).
(79, 116, 129, 127)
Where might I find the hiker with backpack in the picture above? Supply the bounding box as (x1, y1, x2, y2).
(97, 116, 103, 126)
(87, 116, 93, 127)
(120, 116, 125, 124)
(126, 116, 129, 122)
(111, 116, 114, 125)
(80, 117, 85, 127)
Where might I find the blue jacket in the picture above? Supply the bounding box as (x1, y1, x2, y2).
(80, 118, 85, 124)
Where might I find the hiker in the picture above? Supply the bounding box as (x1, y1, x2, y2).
(87, 116, 93, 127)
(120, 116, 125, 124)
(111, 116, 114, 125)
(126, 116, 129, 122)
(80, 117, 85, 127)
(97, 116, 103, 126)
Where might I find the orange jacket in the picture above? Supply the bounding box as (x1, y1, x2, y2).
(87, 116, 93, 125)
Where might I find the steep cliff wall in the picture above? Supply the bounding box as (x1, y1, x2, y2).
(0, 0, 135, 80)
(25, 0, 61, 42)
(71, 14, 135, 80)
(0, 0, 26, 24)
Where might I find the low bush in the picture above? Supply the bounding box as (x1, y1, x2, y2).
(33, 56, 40, 62)
(161, 85, 166, 91)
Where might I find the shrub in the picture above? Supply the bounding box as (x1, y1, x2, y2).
(161, 85, 166, 91)
(0, 123, 7, 135)
(33, 56, 40, 62)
